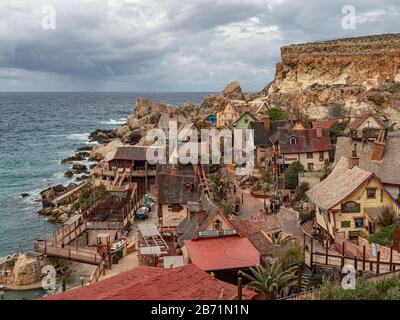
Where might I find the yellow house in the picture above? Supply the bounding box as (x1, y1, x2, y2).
(216, 102, 240, 128)
(307, 156, 400, 241)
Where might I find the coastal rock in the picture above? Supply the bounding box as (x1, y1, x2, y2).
(61, 154, 85, 164)
(66, 183, 78, 191)
(40, 188, 57, 208)
(72, 163, 88, 174)
(90, 140, 123, 162)
(21, 193, 30, 198)
(75, 175, 90, 182)
(12, 254, 41, 286)
(222, 81, 245, 100)
(57, 213, 69, 223)
(89, 129, 116, 144)
(64, 171, 74, 178)
(75, 145, 94, 152)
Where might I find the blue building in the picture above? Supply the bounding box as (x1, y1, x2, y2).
(204, 114, 217, 124)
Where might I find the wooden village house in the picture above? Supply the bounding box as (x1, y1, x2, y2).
(307, 153, 400, 242)
(216, 102, 240, 128)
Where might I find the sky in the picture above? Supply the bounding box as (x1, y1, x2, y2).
(0, 0, 399, 92)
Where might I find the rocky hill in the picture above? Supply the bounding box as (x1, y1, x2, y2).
(259, 33, 400, 121)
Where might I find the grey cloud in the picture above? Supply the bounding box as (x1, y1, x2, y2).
(0, 0, 399, 92)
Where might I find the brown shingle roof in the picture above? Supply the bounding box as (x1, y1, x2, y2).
(274, 128, 334, 154)
(157, 173, 199, 204)
(250, 120, 290, 146)
(306, 157, 373, 210)
(112, 146, 163, 161)
(346, 112, 381, 132)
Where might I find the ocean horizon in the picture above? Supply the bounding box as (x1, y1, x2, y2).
(0, 92, 208, 257)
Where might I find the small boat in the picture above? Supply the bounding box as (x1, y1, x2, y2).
(110, 239, 126, 253)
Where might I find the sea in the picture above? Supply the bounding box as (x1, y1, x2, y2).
(0, 92, 208, 258)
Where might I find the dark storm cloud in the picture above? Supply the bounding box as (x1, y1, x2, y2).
(0, 0, 399, 91)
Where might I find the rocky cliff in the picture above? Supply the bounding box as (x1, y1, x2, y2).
(260, 34, 400, 121)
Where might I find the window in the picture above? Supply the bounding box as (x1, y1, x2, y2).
(367, 188, 377, 199)
(364, 121, 374, 129)
(307, 152, 313, 159)
(213, 219, 222, 230)
(355, 218, 364, 228)
(319, 152, 324, 162)
(289, 136, 297, 145)
(168, 204, 184, 212)
(341, 221, 351, 228)
(307, 163, 314, 171)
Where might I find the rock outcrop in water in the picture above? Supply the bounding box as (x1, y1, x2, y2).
(259, 34, 400, 121)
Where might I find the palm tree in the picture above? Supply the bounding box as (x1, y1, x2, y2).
(239, 260, 297, 300)
(220, 201, 234, 216)
(378, 206, 399, 227)
(207, 173, 232, 203)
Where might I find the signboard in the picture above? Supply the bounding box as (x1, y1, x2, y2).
(341, 201, 361, 213)
(371, 243, 377, 258)
(198, 229, 237, 238)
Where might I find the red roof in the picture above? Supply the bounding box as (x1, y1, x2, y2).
(312, 119, 337, 129)
(185, 236, 260, 271)
(40, 264, 255, 300)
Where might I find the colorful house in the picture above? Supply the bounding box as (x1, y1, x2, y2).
(216, 102, 240, 128)
(250, 118, 289, 168)
(345, 112, 385, 139)
(204, 114, 217, 124)
(271, 127, 334, 171)
(307, 155, 400, 241)
(232, 111, 258, 129)
(182, 196, 260, 276)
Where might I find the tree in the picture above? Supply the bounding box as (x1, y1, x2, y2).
(378, 206, 399, 227)
(329, 121, 348, 144)
(268, 107, 287, 121)
(239, 261, 297, 300)
(295, 182, 310, 201)
(220, 201, 234, 216)
(207, 173, 232, 203)
(284, 161, 304, 190)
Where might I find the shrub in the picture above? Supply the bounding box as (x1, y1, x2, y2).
(369, 223, 400, 246)
(268, 107, 287, 121)
(284, 161, 304, 189)
(295, 182, 310, 201)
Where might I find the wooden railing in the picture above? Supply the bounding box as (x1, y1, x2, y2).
(89, 260, 106, 284)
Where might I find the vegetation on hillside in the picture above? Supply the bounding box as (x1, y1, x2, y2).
(268, 107, 287, 121)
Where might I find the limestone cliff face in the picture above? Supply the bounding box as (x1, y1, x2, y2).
(261, 34, 400, 121)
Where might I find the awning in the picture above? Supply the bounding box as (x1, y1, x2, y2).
(365, 207, 381, 224)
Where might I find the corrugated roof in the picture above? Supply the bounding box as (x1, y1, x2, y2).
(184, 236, 260, 271)
(275, 127, 334, 154)
(157, 173, 199, 204)
(41, 264, 255, 300)
(306, 157, 373, 210)
(111, 146, 163, 161)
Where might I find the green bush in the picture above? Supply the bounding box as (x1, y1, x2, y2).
(284, 161, 304, 189)
(268, 107, 287, 121)
(319, 274, 400, 300)
(329, 121, 347, 144)
(369, 223, 400, 246)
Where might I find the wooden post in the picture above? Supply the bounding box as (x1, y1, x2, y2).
(325, 245, 329, 265)
(297, 263, 302, 293)
(362, 246, 366, 271)
(354, 256, 358, 270)
(237, 277, 243, 300)
(310, 237, 314, 268)
(390, 246, 394, 271)
(341, 255, 344, 270)
(377, 251, 381, 275)
(342, 242, 345, 256)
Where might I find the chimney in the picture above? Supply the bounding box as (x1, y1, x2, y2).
(371, 130, 386, 161)
(315, 124, 323, 138)
(349, 143, 359, 169)
(263, 116, 270, 130)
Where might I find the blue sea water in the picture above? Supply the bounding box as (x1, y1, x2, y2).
(0, 92, 207, 257)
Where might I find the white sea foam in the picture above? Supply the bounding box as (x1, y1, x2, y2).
(99, 117, 127, 125)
